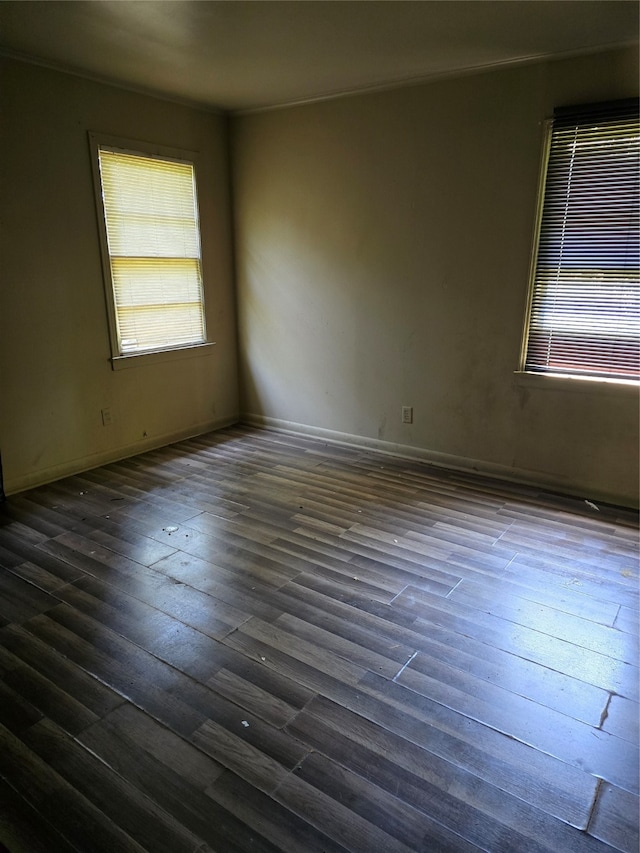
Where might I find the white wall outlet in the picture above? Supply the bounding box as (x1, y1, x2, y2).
(401, 405, 413, 424)
(101, 407, 113, 426)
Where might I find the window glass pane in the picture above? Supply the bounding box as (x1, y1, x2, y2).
(111, 259, 204, 307)
(118, 304, 206, 353)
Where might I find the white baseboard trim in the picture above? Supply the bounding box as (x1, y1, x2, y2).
(242, 413, 629, 508)
(5, 416, 239, 496)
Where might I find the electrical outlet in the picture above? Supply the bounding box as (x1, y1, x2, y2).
(401, 406, 413, 424)
(101, 407, 113, 426)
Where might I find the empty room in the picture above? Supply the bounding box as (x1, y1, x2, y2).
(0, 2, 638, 851)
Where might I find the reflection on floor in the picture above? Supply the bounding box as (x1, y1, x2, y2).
(1, 425, 638, 852)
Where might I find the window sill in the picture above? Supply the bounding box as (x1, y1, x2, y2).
(111, 342, 216, 371)
(513, 370, 639, 396)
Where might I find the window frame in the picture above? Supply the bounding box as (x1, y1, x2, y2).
(518, 100, 639, 386)
(89, 132, 215, 370)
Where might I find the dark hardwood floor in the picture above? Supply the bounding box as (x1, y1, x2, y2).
(0, 424, 638, 853)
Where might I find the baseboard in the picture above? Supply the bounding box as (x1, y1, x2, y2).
(5, 416, 239, 496)
(242, 413, 635, 509)
(6, 412, 635, 509)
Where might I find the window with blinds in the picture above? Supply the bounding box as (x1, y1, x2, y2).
(522, 99, 639, 382)
(95, 144, 206, 357)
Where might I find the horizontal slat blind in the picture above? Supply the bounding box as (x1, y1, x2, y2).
(525, 99, 639, 380)
(98, 149, 206, 354)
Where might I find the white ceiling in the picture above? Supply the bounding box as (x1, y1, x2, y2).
(0, 1, 637, 112)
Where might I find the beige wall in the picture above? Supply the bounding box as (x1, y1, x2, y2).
(2, 49, 638, 506)
(0, 58, 239, 494)
(233, 47, 639, 507)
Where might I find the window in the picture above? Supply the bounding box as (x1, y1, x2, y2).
(91, 135, 208, 363)
(521, 99, 639, 382)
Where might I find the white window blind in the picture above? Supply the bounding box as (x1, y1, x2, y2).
(97, 148, 206, 355)
(523, 99, 639, 381)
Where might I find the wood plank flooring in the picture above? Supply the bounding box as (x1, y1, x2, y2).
(0, 424, 638, 852)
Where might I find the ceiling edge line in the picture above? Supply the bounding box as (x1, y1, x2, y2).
(232, 39, 639, 116)
(0, 47, 228, 115)
(1, 38, 636, 117)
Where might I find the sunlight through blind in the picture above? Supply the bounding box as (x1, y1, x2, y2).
(98, 149, 206, 354)
(524, 99, 639, 381)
